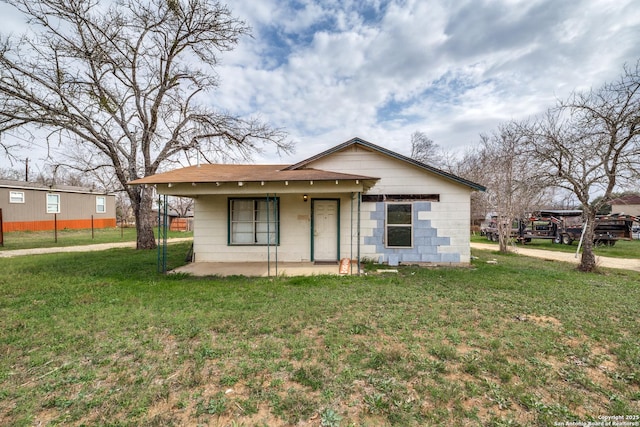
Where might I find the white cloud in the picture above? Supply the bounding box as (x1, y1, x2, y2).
(218, 0, 640, 162)
(2, 0, 640, 168)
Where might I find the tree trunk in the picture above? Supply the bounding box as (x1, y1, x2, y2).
(497, 219, 510, 253)
(133, 186, 157, 250)
(578, 212, 597, 272)
(498, 230, 509, 253)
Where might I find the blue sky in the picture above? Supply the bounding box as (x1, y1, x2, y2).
(2, 0, 640, 170)
(216, 0, 640, 162)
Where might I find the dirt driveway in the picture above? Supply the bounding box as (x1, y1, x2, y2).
(471, 242, 640, 273)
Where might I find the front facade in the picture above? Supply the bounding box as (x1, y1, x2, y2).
(0, 180, 117, 232)
(130, 138, 484, 266)
(301, 141, 479, 265)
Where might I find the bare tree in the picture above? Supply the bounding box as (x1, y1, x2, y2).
(452, 147, 492, 230)
(410, 131, 448, 169)
(475, 122, 550, 252)
(115, 191, 134, 227)
(0, 130, 27, 168)
(168, 196, 193, 218)
(0, 138, 19, 163)
(0, 166, 22, 180)
(525, 62, 640, 271)
(0, 0, 292, 249)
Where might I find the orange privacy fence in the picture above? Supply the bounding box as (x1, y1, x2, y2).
(2, 218, 117, 232)
(169, 217, 191, 231)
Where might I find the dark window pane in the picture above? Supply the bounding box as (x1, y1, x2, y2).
(387, 226, 412, 247)
(387, 204, 411, 224)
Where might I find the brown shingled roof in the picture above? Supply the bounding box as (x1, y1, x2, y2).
(128, 164, 377, 185)
(609, 194, 640, 205)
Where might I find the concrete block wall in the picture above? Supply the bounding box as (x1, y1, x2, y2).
(361, 201, 463, 264)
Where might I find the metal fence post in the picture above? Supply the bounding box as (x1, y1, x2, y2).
(0, 209, 4, 247)
(157, 194, 168, 273)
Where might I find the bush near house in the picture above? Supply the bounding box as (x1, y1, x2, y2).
(0, 243, 638, 426)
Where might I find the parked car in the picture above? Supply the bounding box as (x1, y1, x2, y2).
(633, 226, 640, 240)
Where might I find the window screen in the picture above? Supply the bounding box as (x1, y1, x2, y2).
(386, 203, 412, 247)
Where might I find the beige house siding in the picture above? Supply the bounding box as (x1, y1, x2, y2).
(193, 193, 359, 263)
(611, 203, 640, 217)
(306, 145, 472, 264)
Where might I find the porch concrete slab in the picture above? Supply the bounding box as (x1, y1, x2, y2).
(170, 262, 360, 277)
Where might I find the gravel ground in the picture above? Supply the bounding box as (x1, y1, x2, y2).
(471, 242, 640, 273)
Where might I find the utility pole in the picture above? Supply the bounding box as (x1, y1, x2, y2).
(25, 158, 29, 181)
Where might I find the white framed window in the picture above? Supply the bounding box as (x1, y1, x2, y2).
(229, 198, 279, 245)
(96, 196, 106, 213)
(9, 191, 25, 203)
(386, 203, 413, 248)
(46, 193, 60, 214)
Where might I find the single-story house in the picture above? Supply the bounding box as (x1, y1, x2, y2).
(130, 138, 485, 268)
(609, 194, 640, 217)
(0, 179, 116, 232)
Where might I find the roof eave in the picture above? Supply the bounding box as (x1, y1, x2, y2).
(151, 177, 379, 197)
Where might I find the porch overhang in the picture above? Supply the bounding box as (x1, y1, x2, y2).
(153, 179, 375, 197)
(128, 164, 379, 197)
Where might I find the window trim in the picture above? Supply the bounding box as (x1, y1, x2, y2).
(385, 202, 413, 248)
(96, 195, 106, 213)
(228, 197, 280, 246)
(46, 193, 61, 214)
(9, 191, 25, 204)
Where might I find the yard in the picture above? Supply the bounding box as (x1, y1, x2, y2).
(1, 242, 639, 426)
(0, 228, 192, 251)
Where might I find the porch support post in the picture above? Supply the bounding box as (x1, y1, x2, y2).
(274, 193, 278, 277)
(266, 194, 271, 277)
(357, 191, 362, 275)
(350, 193, 354, 275)
(157, 193, 168, 274)
(265, 193, 278, 278)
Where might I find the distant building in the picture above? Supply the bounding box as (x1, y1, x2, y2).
(0, 180, 116, 232)
(609, 194, 640, 217)
(152, 207, 194, 231)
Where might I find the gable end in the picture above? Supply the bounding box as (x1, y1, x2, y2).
(285, 137, 485, 191)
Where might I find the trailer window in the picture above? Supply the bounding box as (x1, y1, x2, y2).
(9, 191, 25, 203)
(96, 196, 106, 213)
(46, 193, 60, 214)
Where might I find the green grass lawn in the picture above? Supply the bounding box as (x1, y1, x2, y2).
(0, 228, 193, 250)
(472, 233, 640, 259)
(1, 243, 639, 426)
